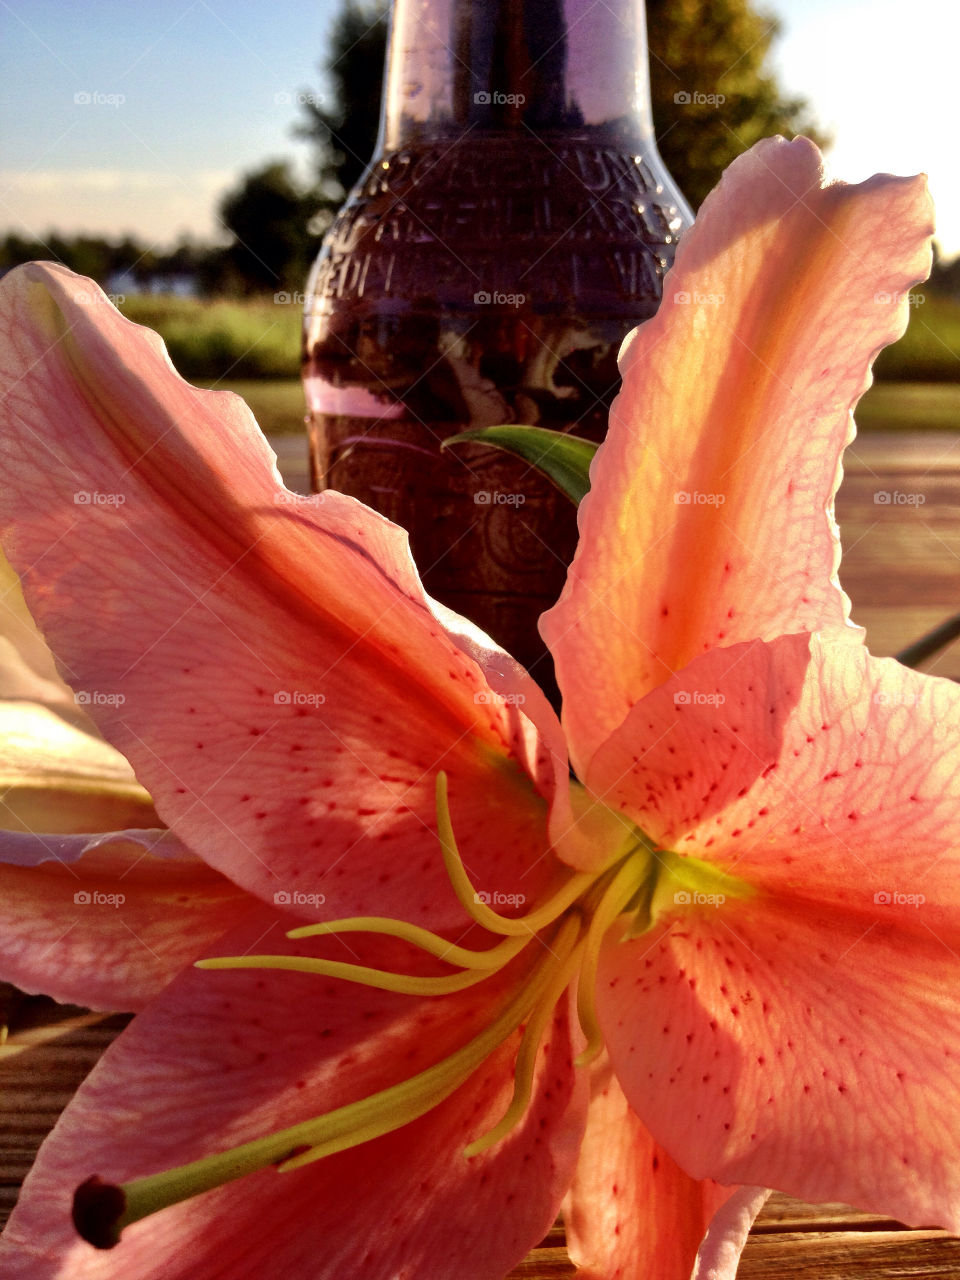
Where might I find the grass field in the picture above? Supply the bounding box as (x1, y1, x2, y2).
(873, 294, 960, 381)
(136, 288, 959, 437)
(122, 294, 301, 379)
(126, 290, 960, 388)
(855, 380, 960, 432)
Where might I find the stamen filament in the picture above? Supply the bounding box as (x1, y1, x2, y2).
(436, 772, 594, 937)
(286, 917, 522, 971)
(77, 914, 583, 1246)
(274, 913, 582, 1173)
(465, 932, 586, 1156)
(195, 939, 527, 997)
(575, 854, 651, 1067)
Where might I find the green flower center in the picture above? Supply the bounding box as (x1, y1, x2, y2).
(73, 773, 752, 1249)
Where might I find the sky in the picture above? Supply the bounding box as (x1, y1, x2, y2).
(1, 0, 958, 258)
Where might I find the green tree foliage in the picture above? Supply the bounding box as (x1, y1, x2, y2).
(0, 232, 209, 291)
(218, 161, 321, 293)
(297, 0, 823, 211)
(646, 0, 828, 208)
(294, 1, 389, 201)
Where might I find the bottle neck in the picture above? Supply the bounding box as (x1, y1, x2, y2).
(380, 0, 656, 149)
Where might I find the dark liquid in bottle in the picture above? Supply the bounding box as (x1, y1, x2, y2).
(304, 134, 684, 693)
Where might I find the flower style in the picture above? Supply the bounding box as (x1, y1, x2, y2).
(0, 137, 955, 1280)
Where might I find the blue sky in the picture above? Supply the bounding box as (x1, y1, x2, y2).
(2, 0, 957, 256)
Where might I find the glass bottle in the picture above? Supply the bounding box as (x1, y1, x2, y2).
(303, 0, 691, 698)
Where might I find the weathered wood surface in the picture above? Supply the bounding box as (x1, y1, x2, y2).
(3, 431, 960, 1272)
(4, 1001, 960, 1274)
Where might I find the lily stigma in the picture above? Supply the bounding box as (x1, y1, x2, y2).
(75, 774, 751, 1246)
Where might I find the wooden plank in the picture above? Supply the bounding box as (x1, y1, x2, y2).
(754, 1193, 905, 1233)
(737, 1231, 960, 1278)
(4, 1003, 960, 1277)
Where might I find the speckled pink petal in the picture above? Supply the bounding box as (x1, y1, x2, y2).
(595, 641, 960, 1231)
(541, 136, 933, 776)
(563, 1057, 737, 1280)
(599, 889, 960, 1233)
(563, 633, 810, 868)
(0, 829, 256, 1009)
(0, 263, 564, 931)
(0, 910, 587, 1280)
(590, 634, 960, 923)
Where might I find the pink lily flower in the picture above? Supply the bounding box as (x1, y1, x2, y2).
(0, 136, 951, 1280)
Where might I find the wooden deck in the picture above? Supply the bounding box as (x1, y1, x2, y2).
(3, 430, 960, 1270)
(3, 999, 960, 1274)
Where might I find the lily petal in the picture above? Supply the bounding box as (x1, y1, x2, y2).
(0, 545, 94, 730)
(0, 911, 587, 1278)
(0, 263, 562, 928)
(600, 890, 960, 1233)
(0, 701, 156, 834)
(692, 1187, 771, 1280)
(569, 633, 809, 868)
(0, 544, 156, 831)
(595, 639, 960, 1231)
(593, 633, 960, 919)
(0, 828, 256, 1009)
(563, 1056, 738, 1280)
(542, 136, 934, 775)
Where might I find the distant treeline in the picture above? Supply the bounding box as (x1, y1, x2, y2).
(0, 230, 275, 298)
(4, 229, 959, 385)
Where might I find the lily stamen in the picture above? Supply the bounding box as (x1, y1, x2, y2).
(196, 935, 528, 997)
(73, 909, 583, 1247)
(74, 772, 748, 1249)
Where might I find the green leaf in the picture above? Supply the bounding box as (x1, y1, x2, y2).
(443, 425, 598, 506)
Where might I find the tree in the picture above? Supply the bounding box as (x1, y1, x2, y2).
(296, 0, 823, 211)
(218, 161, 321, 293)
(646, 0, 828, 208)
(294, 1, 389, 202)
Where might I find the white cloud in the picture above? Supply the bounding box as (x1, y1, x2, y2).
(0, 169, 235, 247)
